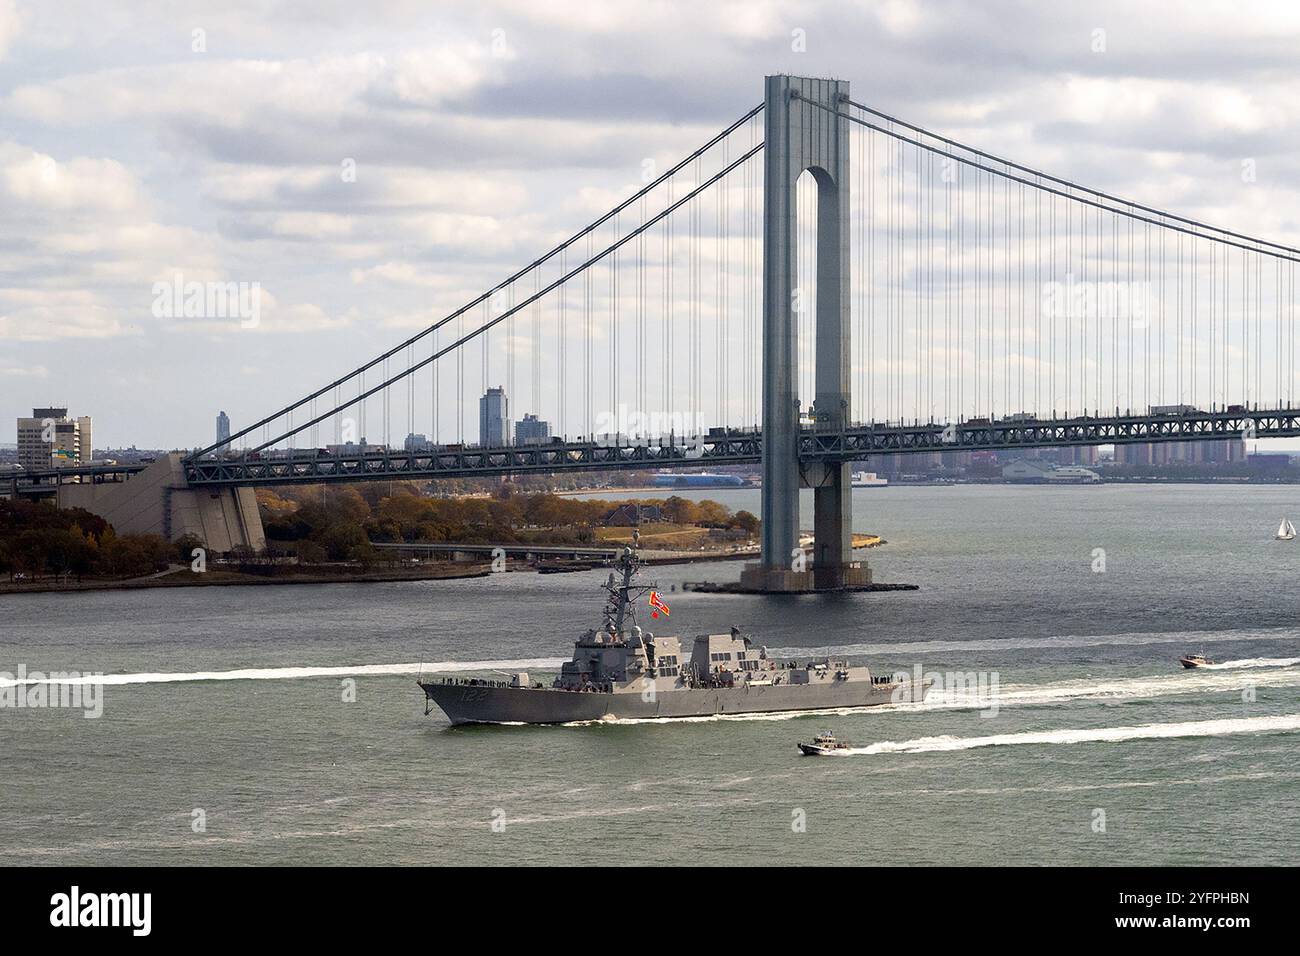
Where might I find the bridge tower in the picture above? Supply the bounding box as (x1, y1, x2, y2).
(741, 75, 869, 592)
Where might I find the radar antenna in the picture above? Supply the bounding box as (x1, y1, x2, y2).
(601, 528, 658, 638)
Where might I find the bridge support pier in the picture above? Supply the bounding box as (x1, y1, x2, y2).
(741, 74, 865, 593)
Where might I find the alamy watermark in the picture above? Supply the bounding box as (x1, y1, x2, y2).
(152, 272, 261, 328)
(1042, 274, 1150, 327)
(1, 666, 104, 718)
(592, 404, 710, 444)
(892, 664, 1001, 717)
(50, 886, 151, 936)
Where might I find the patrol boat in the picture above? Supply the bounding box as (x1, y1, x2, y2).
(418, 532, 931, 725)
(798, 731, 854, 756)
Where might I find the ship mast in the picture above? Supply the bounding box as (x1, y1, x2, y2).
(603, 529, 651, 638)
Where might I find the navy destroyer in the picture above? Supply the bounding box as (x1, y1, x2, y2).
(418, 532, 931, 724)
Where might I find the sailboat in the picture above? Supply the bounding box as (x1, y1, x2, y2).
(1276, 518, 1296, 541)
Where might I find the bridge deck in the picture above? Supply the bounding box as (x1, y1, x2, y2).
(180, 408, 1300, 487)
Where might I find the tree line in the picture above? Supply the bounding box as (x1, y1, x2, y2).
(258, 484, 759, 563)
(0, 483, 760, 579)
(0, 499, 195, 582)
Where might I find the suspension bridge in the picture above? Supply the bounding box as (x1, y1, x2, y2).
(37, 74, 1300, 590)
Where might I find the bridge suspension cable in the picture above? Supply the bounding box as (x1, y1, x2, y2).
(240, 141, 763, 455)
(817, 96, 1300, 264)
(191, 103, 764, 461)
(834, 92, 1297, 433)
(843, 97, 1300, 260)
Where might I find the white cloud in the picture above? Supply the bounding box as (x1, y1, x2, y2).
(252, 294, 353, 334)
(7, 54, 373, 127)
(0, 361, 49, 379)
(200, 164, 530, 211)
(258, 211, 356, 240)
(0, 0, 19, 60)
(0, 142, 139, 211)
(0, 288, 128, 341)
(376, 46, 497, 106)
(4, 45, 497, 131)
(350, 262, 464, 287)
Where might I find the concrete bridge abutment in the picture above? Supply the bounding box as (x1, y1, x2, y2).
(57, 453, 265, 553)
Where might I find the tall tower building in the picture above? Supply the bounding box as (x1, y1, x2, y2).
(216, 410, 231, 449)
(479, 386, 509, 446)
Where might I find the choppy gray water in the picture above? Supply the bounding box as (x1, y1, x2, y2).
(3, 484, 1299, 865)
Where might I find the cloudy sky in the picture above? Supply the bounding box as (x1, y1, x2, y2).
(2, 0, 1300, 448)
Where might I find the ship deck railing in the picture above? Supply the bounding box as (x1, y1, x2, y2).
(427, 676, 516, 690)
(425, 675, 620, 693)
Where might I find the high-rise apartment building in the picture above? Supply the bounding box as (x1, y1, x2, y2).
(514, 413, 552, 445)
(17, 407, 93, 469)
(1112, 439, 1246, 465)
(216, 410, 231, 448)
(479, 386, 509, 446)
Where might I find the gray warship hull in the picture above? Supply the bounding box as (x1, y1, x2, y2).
(420, 678, 930, 725)
(419, 537, 930, 726)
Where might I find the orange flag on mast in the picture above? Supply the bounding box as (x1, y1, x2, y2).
(648, 591, 670, 618)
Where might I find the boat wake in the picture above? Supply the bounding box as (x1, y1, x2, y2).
(4, 655, 1293, 703)
(775, 627, 1300, 659)
(560, 664, 1300, 726)
(1201, 657, 1300, 670)
(0, 658, 568, 687)
(930, 662, 1300, 710)
(833, 714, 1300, 755)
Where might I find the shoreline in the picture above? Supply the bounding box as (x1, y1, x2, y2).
(0, 563, 494, 595)
(2, 535, 885, 596)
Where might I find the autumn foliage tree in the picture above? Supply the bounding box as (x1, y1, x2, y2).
(254, 483, 758, 560)
(0, 500, 174, 581)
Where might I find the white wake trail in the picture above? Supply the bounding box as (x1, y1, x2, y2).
(1203, 657, 1300, 670)
(3, 655, 1294, 699)
(777, 628, 1300, 659)
(0, 658, 568, 687)
(833, 714, 1300, 755)
(929, 664, 1300, 711)
(561, 667, 1300, 726)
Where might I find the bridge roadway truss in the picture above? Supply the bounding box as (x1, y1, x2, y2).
(180, 407, 1300, 487)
